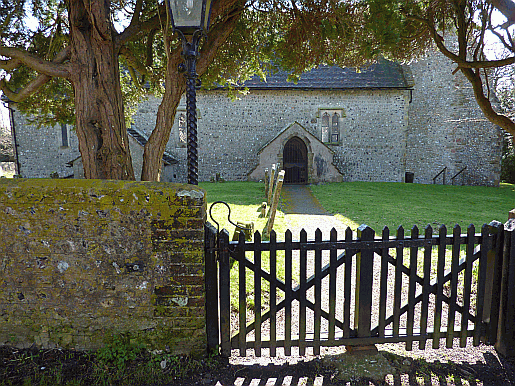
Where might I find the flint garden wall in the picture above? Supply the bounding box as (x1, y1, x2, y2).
(0, 178, 206, 354)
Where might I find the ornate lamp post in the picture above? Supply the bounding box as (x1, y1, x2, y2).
(166, 0, 213, 185)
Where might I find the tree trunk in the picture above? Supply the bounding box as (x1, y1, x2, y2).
(141, 53, 185, 182)
(141, 0, 243, 182)
(68, 0, 135, 180)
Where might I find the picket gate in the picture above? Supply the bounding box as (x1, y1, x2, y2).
(205, 219, 515, 358)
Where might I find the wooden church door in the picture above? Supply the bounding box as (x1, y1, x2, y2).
(283, 137, 308, 184)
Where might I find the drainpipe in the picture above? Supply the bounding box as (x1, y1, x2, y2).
(5, 101, 20, 175)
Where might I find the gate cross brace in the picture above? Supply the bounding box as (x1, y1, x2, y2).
(230, 246, 481, 342)
(230, 247, 353, 341)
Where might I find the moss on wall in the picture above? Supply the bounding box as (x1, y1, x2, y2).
(0, 178, 206, 354)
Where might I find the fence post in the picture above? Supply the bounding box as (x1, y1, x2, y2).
(204, 223, 219, 354)
(347, 224, 377, 354)
(484, 221, 504, 344)
(495, 214, 515, 357)
(218, 229, 231, 357)
(263, 170, 285, 240)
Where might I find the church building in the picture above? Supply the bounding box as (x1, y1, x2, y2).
(8, 49, 503, 186)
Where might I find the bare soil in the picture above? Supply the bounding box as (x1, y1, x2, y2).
(1, 344, 514, 385)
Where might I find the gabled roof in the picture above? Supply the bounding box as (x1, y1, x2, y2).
(243, 60, 410, 90)
(127, 127, 178, 165)
(256, 121, 334, 155)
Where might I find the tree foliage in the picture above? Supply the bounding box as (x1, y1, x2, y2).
(361, 0, 515, 138)
(3, 0, 515, 180)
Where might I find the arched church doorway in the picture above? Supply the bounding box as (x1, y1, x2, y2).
(283, 137, 308, 184)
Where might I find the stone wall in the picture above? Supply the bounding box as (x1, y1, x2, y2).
(132, 88, 410, 183)
(10, 107, 80, 179)
(0, 179, 206, 354)
(406, 48, 503, 186)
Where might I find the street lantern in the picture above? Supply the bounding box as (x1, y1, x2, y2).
(165, 0, 213, 185)
(167, 0, 213, 35)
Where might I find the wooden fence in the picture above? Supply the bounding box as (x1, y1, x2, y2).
(205, 219, 515, 358)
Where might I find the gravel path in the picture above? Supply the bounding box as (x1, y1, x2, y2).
(226, 185, 515, 386)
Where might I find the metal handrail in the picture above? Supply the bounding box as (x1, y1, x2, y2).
(432, 167, 447, 185)
(451, 167, 467, 185)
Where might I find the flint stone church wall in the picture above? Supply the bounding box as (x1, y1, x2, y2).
(9, 49, 502, 186)
(132, 88, 411, 183)
(406, 52, 502, 185)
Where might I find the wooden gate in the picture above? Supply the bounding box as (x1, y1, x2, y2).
(205, 220, 514, 357)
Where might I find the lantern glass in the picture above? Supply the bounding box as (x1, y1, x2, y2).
(168, 0, 212, 33)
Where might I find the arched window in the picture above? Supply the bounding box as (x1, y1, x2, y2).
(178, 113, 187, 148)
(318, 108, 344, 144)
(321, 113, 330, 143)
(331, 113, 340, 142)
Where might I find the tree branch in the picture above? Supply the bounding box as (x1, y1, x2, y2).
(0, 46, 70, 78)
(115, 4, 167, 48)
(0, 46, 72, 102)
(197, 0, 245, 75)
(461, 66, 515, 136)
(128, 0, 145, 28)
(0, 58, 22, 71)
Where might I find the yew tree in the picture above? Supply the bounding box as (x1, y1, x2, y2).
(361, 0, 515, 138)
(0, 0, 410, 181)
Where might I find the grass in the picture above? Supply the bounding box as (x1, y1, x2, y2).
(201, 181, 515, 314)
(200, 181, 290, 311)
(310, 181, 515, 234)
(200, 181, 288, 236)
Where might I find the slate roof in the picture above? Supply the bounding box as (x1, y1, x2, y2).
(127, 127, 178, 165)
(243, 61, 410, 90)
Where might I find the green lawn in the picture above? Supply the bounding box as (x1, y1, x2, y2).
(200, 181, 288, 237)
(310, 181, 515, 234)
(202, 181, 515, 235)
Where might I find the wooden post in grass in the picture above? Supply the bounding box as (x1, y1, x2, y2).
(263, 170, 285, 239)
(258, 202, 267, 218)
(264, 168, 269, 201)
(268, 164, 277, 206)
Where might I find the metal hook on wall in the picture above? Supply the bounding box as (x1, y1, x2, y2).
(209, 201, 252, 234)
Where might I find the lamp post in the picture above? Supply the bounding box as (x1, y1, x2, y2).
(166, 0, 213, 185)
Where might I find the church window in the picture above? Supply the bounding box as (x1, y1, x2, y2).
(61, 123, 69, 148)
(178, 113, 187, 148)
(318, 108, 344, 144)
(331, 113, 340, 142)
(321, 113, 330, 143)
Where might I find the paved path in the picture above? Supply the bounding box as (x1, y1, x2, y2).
(280, 184, 348, 240)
